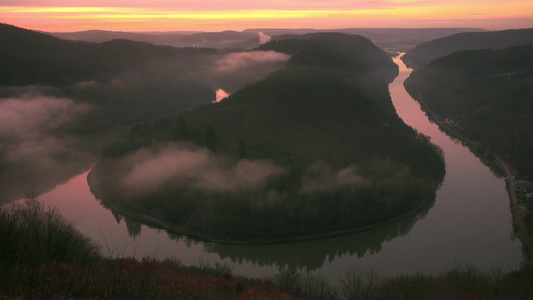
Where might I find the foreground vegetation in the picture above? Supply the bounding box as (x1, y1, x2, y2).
(0, 200, 294, 299)
(2, 200, 533, 299)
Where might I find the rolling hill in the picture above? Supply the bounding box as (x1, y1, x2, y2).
(402, 28, 533, 69)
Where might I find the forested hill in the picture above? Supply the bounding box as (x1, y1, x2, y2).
(402, 28, 533, 69)
(405, 44, 533, 176)
(260, 33, 397, 78)
(0, 23, 217, 86)
(92, 33, 445, 241)
(186, 33, 406, 164)
(0, 23, 222, 128)
(256, 33, 399, 112)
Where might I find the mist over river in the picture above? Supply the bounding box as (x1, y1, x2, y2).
(36, 55, 524, 283)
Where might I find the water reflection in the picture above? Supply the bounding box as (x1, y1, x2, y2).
(205, 210, 427, 271)
(0, 150, 94, 202)
(104, 199, 432, 271)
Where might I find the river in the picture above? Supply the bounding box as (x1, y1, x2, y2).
(36, 55, 524, 282)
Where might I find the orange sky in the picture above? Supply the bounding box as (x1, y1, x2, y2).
(1, 0, 532, 32)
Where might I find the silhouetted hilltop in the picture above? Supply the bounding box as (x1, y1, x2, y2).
(405, 44, 533, 176)
(261, 33, 395, 74)
(402, 28, 533, 69)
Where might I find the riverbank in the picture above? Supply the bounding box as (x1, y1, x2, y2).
(87, 165, 442, 245)
(407, 90, 533, 259)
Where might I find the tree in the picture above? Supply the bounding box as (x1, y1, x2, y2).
(203, 124, 217, 153)
(173, 115, 189, 140)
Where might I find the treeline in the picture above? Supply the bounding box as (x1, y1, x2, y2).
(405, 44, 533, 176)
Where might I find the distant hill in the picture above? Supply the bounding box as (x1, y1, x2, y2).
(50, 27, 485, 52)
(0, 23, 221, 127)
(52, 29, 262, 49)
(0, 23, 217, 86)
(258, 28, 485, 51)
(405, 44, 533, 176)
(402, 28, 533, 69)
(49, 29, 192, 45)
(92, 33, 445, 241)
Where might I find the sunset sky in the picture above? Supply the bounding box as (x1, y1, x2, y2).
(1, 0, 533, 32)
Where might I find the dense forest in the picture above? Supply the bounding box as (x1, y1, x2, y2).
(404, 45, 533, 176)
(402, 28, 533, 69)
(91, 33, 445, 242)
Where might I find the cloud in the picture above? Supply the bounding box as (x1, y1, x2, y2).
(119, 143, 283, 195)
(258, 32, 272, 44)
(215, 50, 290, 72)
(0, 94, 91, 164)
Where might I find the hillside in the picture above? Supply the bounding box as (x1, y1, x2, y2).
(402, 28, 533, 69)
(91, 33, 445, 242)
(0, 23, 217, 86)
(404, 45, 533, 176)
(0, 23, 218, 127)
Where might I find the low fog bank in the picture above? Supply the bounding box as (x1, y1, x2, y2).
(99, 141, 414, 200)
(0, 94, 91, 165)
(215, 51, 290, 72)
(64, 49, 290, 121)
(117, 143, 283, 196)
(0, 93, 96, 201)
(210, 50, 290, 92)
(92, 138, 428, 241)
